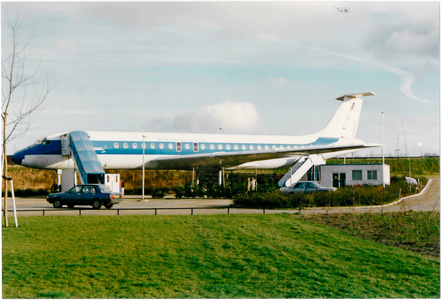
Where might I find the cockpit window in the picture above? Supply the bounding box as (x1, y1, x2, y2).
(41, 139, 52, 146)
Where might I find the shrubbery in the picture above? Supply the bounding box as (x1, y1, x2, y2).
(2, 189, 49, 197)
(233, 176, 428, 209)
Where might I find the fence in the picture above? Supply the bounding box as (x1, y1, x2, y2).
(8, 206, 275, 217)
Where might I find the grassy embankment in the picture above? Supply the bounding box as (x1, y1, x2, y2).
(3, 213, 439, 298)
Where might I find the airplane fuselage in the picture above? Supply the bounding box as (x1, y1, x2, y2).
(13, 130, 359, 171)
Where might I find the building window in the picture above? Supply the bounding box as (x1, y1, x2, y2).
(352, 170, 363, 181)
(368, 170, 377, 180)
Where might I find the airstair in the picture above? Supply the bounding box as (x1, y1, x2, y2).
(278, 155, 326, 187)
(65, 131, 105, 184)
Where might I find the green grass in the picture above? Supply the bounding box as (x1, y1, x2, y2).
(302, 211, 440, 259)
(3, 214, 440, 298)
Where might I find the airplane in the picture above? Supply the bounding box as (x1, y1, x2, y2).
(12, 92, 379, 186)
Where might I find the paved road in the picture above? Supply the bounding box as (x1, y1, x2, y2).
(4, 178, 439, 217)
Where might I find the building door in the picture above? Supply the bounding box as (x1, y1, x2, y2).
(332, 173, 339, 188)
(332, 173, 346, 188)
(339, 173, 346, 187)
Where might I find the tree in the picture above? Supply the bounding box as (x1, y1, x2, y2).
(2, 12, 57, 227)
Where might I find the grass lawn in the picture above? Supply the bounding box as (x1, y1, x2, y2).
(3, 214, 440, 298)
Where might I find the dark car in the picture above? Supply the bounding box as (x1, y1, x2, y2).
(280, 181, 337, 194)
(47, 184, 123, 209)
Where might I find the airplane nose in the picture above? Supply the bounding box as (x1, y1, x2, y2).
(12, 150, 25, 165)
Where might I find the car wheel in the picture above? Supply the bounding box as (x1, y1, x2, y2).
(104, 203, 113, 209)
(53, 198, 63, 208)
(67, 204, 75, 208)
(92, 199, 102, 209)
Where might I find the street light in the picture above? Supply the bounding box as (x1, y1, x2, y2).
(142, 135, 146, 200)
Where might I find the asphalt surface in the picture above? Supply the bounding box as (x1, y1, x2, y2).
(4, 178, 439, 217)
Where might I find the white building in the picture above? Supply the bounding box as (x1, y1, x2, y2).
(320, 164, 390, 188)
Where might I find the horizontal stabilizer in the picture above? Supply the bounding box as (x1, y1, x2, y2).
(336, 92, 375, 101)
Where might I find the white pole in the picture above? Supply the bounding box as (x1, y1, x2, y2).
(382, 112, 385, 189)
(10, 180, 17, 227)
(142, 135, 146, 200)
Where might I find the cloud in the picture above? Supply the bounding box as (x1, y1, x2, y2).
(142, 101, 261, 134)
(377, 63, 434, 104)
(268, 77, 289, 86)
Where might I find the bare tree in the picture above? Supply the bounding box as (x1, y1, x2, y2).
(2, 12, 57, 227)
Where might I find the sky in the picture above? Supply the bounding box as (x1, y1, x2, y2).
(2, 1, 439, 157)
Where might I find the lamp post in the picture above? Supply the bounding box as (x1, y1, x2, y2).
(142, 135, 146, 200)
(382, 112, 385, 189)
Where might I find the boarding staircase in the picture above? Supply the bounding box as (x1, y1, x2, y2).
(278, 155, 326, 187)
(65, 131, 105, 184)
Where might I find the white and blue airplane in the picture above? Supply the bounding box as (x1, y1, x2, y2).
(12, 92, 378, 177)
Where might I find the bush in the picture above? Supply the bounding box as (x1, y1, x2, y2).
(233, 176, 428, 209)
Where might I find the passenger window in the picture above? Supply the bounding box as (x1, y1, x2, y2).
(159, 143, 164, 149)
(193, 142, 199, 152)
(83, 186, 90, 193)
(133, 143, 138, 149)
(210, 144, 214, 150)
(218, 144, 222, 150)
(265, 145, 269, 150)
(234, 145, 239, 150)
(200, 144, 206, 150)
(226, 144, 231, 150)
(168, 143, 173, 150)
(176, 142, 182, 152)
(250, 145, 254, 150)
(150, 143, 156, 149)
(123, 143, 128, 149)
(242, 145, 246, 150)
(114, 143, 119, 149)
(185, 143, 190, 150)
(91, 187, 96, 193)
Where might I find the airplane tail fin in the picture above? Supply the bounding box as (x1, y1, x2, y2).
(319, 92, 375, 139)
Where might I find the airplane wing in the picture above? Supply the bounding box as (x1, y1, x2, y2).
(144, 143, 380, 170)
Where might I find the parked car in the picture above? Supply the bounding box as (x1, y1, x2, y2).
(47, 184, 123, 209)
(280, 181, 337, 194)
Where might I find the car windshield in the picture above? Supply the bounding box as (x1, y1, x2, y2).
(99, 185, 112, 193)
